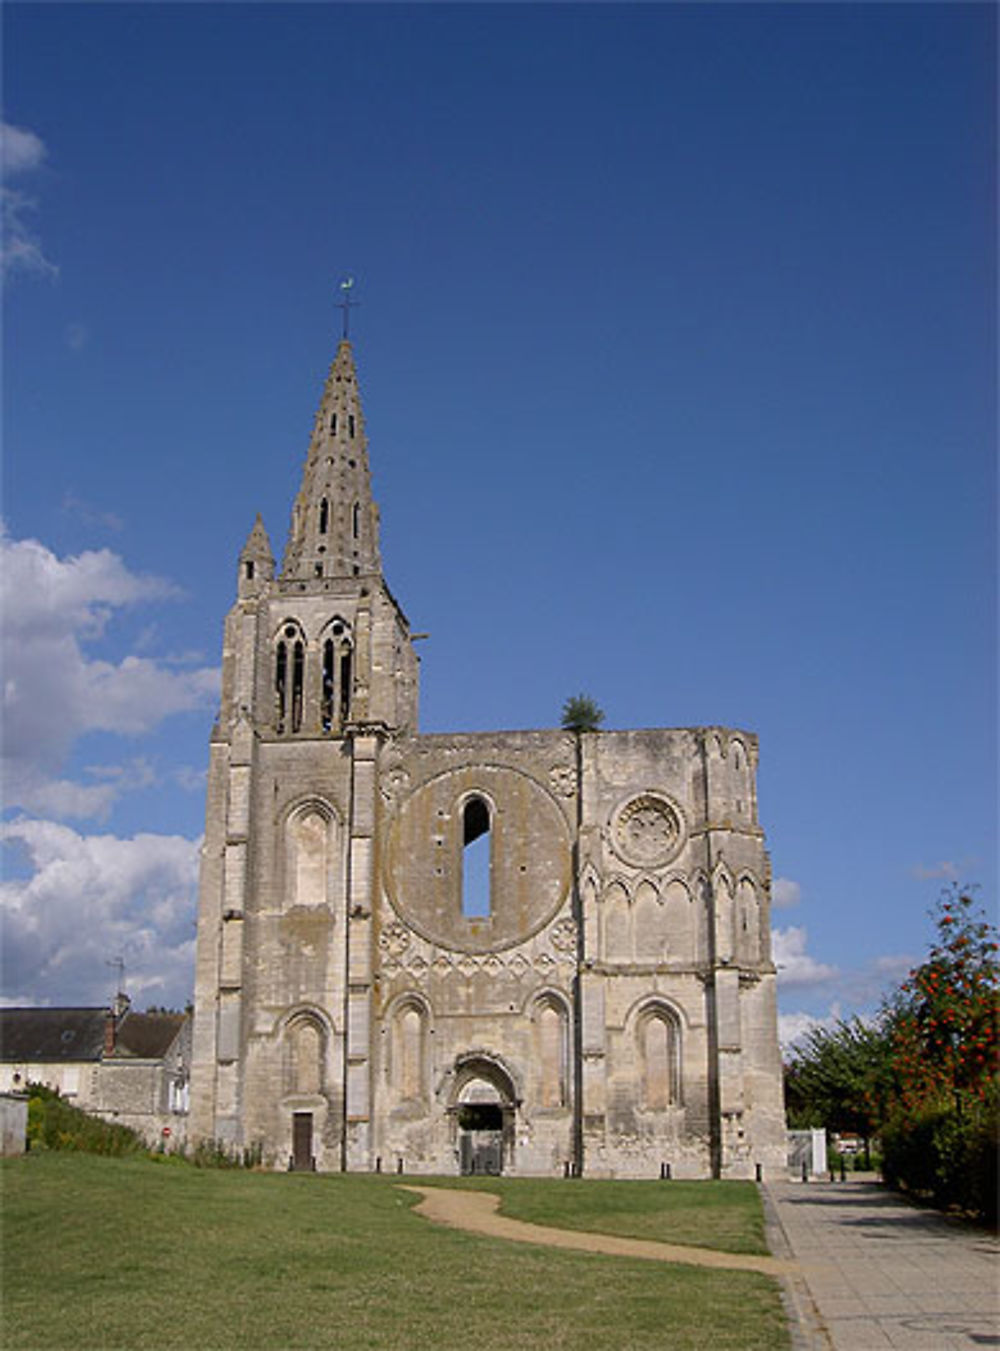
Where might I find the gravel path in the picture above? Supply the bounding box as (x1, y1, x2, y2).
(399, 1184, 796, 1275)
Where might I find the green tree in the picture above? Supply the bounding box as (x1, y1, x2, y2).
(886, 885, 998, 1109)
(561, 694, 604, 733)
(880, 885, 999, 1217)
(783, 1016, 891, 1164)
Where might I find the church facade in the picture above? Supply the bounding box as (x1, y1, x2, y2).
(189, 334, 786, 1178)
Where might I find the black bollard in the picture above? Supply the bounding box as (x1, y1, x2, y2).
(375, 1156, 381, 1174)
(563, 1160, 570, 1178)
(801, 1160, 808, 1183)
(660, 1162, 671, 1180)
(397, 1157, 403, 1175)
(840, 1158, 846, 1182)
(755, 1163, 762, 1183)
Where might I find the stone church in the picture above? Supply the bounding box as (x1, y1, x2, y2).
(190, 331, 786, 1178)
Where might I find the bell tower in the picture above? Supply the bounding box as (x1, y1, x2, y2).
(190, 314, 419, 1164)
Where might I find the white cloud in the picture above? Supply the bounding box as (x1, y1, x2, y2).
(1, 528, 219, 818)
(777, 1010, 837, 1054)
(1, 122, 47, 175)
(910, 860, 958, 880)
(65, 323, 89, 352)
(772, 925, 839, 988)
(0, 817, 200, 1008)
(772, 876, 801, 909)
(1, 121, 56, 281)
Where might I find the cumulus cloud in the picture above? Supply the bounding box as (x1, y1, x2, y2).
(772, 876, 801, 909)
(772, 925, 839, 987)
(1, 120, 56, 281)
(0, 817, 200, 1008)
(1, 122, 47, 175)
(777, 1010, 837, 1054)
(1, 529, 219, 818)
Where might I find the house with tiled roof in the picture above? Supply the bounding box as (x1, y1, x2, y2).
(0, 999, 191, 1145)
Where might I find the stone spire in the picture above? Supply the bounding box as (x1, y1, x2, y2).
(280, 339, 382, 582)
(237, 513, 274, 599)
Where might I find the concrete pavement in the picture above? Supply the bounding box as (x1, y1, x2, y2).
(764, 1178, 1000, 1351)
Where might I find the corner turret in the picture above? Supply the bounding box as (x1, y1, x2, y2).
(237, 514, 274, 599)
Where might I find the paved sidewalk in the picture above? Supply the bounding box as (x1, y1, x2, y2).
(764, 1178, 1000, 1351)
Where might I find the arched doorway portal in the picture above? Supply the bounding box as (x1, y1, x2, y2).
(450, 1056, 517, 1176)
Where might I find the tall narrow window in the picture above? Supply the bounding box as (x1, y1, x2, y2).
(245, 561, 255, 581)
(461, 796, 491, 918)
(339, 648, 352, 722)
(352, 502, 360, 539)
(641, 1010, 680, 1110)
(321, 639, 335, 731)
(291, 641, 304, 733)
(348, 414, 356, 438)
(275, 642, 288, 730)
(329, 412, 337, 434)
(318, 498, 329, 534)
(396, 1004, 424, 1101)
(537, 1001, 566, 1108)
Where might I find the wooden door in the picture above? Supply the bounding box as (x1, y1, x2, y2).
(292, 1111, 313, 1171)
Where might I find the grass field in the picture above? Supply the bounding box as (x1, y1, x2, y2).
(425, 1174, 770, 1254)
(2, 1155, 789, 1350)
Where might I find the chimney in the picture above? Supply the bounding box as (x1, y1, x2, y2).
(104, 994, 130, 1056)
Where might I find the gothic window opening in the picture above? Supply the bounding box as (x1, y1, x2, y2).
(640, 1007, 681, 1110)
(321, 640, 335, 732)
(352, 502, 360, 539)
(319, 498, 329, 534)
(275, 642, 288, 731)
(461, 796, 492, 919)
(536, 999, 567, 1108)
(329, 412, 337, 434)
(289, 1018, 322, 1096)
(394, 1002, 426, 1102)
(348, 414, 356, 438)
(291, 640, 304, 733)
(339, 648, 352, 722)
(245, 561, 255, 581)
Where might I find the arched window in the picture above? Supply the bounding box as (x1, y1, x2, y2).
(640, 1006, 681, 1110)
(348, 414, 356, 439)
(288, 808, 328, 909)
(393, 1002, 426, 1101)
(322, 639, 335, 732)
(275, 642, 288, 730)
(461, 796, 491, 918)
(287, 1017, 322, 1096)
(276, 623, 305, 734)
(318, 498, 329, 535)
(320, 622, 352, 733)
(329, 412, 337, 434)
(535, 998, 567, 1108)
(352, 501, 360, 539)
(291, 640, 304, 732)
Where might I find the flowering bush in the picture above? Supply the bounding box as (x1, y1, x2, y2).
(881, 886, 999, 1219)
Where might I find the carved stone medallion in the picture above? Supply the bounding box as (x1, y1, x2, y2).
(378, 921, 411, 958)
(550, 917, 578, 953)
(610, 793, 685, 869)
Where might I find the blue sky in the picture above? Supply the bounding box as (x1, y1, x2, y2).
(3, 3, 996, 1043)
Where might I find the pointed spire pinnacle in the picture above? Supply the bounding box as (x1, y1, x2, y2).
(242, 513, 273, 562)
(280, 338, 382, 583)
(237, 513, 274, 596)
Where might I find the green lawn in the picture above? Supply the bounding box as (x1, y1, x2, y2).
(3, 1155, 789, 1351)
(429, 1175, 769, 1255)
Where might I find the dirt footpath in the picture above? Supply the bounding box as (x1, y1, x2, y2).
(400, 1184, 797, 1276)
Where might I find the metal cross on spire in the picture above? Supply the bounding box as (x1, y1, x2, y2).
(336, 277, 360, 339)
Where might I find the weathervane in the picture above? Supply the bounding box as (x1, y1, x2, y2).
(336, 277, 360, 339)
